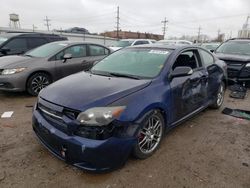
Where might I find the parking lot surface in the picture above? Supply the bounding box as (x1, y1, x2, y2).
(0, 90, 249, 188)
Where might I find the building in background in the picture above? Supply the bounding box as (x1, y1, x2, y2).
(238, 15, 250, 38)
(101, 30, 164, 40)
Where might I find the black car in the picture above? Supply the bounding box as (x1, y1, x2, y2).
(0, 33, 67, 57)
(215, 38, 250, 83)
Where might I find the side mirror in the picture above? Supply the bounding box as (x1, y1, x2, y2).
(170, 66, 193, 79)
(0, 48, 10, 54)
(63, 53, 72, 62)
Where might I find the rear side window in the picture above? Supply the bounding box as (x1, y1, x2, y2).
(49, 37, 67, 42)
(200, 50, 214, 68)
(134, 41, 149, 45)
(28, 38, 47, 49)
(64, 45, 87, 58)
(4, 38, 28, 50)
(89, 45, 109, 56)
(173, 50, 201, 70)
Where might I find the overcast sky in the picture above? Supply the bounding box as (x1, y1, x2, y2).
(1, 0, 249, 39)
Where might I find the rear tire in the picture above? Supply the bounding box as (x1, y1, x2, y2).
(210, 82, 225, 109)
(133, 110, 165, 159)
(27, 72, 52, 96)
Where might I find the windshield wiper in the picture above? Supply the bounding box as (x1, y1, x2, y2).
(24, 54, 33, 57)
(109, 72, 142, 80)
(89, 70, 112, 77)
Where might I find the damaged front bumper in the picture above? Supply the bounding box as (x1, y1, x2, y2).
(226, 62, 250, 82)
(32, 108, 138, 172)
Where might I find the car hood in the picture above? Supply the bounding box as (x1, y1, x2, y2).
(0, 55, 38, 68)
(215, 53, 250, 63)
(109, 47, 122, 51)
(39, 72, 151, 111)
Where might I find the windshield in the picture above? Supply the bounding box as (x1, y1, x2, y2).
(91, 48, 171, 79)
(0, 37, 8, 45)
(25, 42, 68, 58)
(216, 41, 250, 55)
(114, 40, 133, 47)
(202, 44, 219, 50)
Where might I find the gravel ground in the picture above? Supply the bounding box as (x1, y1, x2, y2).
(0, 90, 250, 188)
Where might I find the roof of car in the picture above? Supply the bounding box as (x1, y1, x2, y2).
(227, 38, 250, 42)
(127, 43, 191, 50)
(49, 40, 109, 46)
(120, 39, 152, 41)
(0, 32, 64, 38)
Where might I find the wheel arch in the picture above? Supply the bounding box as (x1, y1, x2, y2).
(26, 70, 53, 89)
(134, 104, 168, 128)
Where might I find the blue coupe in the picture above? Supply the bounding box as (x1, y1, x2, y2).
(32, 44, 227, 172)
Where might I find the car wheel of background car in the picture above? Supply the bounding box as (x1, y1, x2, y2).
(210, 82, 225, 109)
(27, 72, 52, 96)
(133, 110, 165, 159)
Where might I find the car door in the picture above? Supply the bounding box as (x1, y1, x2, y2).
(169, 49, 208, 123)
(1, 37, 28, 55)
(199, 49, 222, 101)
(88, 44, 110, 64)
(54, 44, 90, 79)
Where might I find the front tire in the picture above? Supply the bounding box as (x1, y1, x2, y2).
(27, 73, 52, 96)
(133, 111, 165, 159)
(210, 82, 225, 109)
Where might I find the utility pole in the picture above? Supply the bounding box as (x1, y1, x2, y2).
(161, 17, 168, 39)
(197, 26, 201, 43)
(32, 24, 37, 32)
(217, 29, 221, 41)
(116, 6, 120, 40)
(44, 16, 51, 31)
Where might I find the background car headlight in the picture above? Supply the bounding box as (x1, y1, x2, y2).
(77, 106, 126, 126)
(2, 68, 26, 75)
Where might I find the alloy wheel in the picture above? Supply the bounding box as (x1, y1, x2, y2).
(216, 84, 224, 106)
(138, 114, 163, 154)
(31, 75, 50, 94)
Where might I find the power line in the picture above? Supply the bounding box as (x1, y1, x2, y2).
(44, 16, 51, 31)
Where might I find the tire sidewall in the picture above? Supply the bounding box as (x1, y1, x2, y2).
(211, 82, 225, 109)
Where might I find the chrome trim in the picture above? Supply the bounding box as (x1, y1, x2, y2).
(39, 107, 62, 120)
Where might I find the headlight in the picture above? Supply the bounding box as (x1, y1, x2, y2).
(77, 106, 126, 126)
(2, 68, 26, 75)
(246, 63, 250, 67)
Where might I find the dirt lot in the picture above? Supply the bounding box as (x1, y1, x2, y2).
(0, 90, 250, 188)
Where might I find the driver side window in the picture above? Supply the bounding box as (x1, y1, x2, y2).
(55, 45, 87, 60)
(172, 50, 201, 70)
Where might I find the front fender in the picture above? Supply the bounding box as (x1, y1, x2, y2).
(110, 81, 171, 126)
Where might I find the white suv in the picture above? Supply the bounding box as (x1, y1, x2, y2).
(110, 39, 156, 51)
